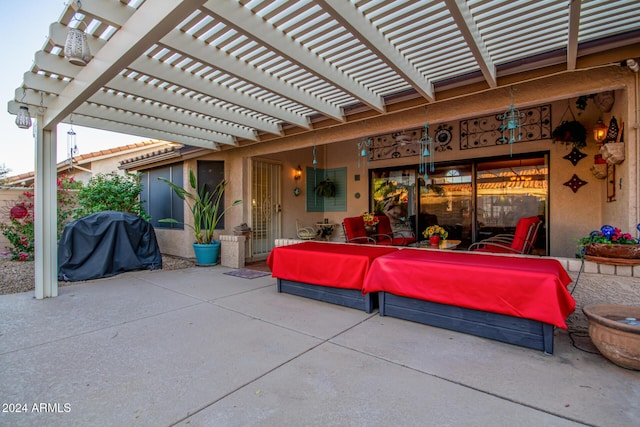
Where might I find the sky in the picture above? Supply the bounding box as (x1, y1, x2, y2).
(1, 1, 142, 177)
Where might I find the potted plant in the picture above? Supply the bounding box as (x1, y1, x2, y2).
(552, 120, 587, 149)
(158, 169, 242, 266)
(577, 224, 640, 261)
(422, 225, 448, 247)
(315, 178, 336, 197)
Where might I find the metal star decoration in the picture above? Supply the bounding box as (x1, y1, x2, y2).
(563, 174, 588, 193)
(563, 147, 588, 166)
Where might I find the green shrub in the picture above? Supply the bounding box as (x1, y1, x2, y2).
(74, 172, 149, 221)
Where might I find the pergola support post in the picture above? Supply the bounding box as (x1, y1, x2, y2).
(34, 116, 58, 299)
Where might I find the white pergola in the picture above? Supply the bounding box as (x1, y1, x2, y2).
(7, 0, 640, 298)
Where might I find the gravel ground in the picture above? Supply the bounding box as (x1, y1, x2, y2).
(0, 255, 196, 296)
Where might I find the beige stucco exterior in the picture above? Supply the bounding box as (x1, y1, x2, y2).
(148, 66, 639, 260)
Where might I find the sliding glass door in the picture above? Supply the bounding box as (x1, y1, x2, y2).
(371, 153, 548, 254)
(475, 156, 548, 254)
(418, 164, 473, 246)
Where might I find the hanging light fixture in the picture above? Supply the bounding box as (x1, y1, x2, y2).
(593, 118, 608, 144)
(15, 88, 32, 129)
(15, 106, 32, 129)
(64, 1, 91, 66)
(498, 87, 524, 156)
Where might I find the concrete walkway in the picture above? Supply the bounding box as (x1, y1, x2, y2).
(1, 266, 638, 427)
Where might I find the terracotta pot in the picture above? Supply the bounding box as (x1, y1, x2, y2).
(583, 304, 640, 370)
(429, 235, 441, 246)
(585, 243, 640, 259)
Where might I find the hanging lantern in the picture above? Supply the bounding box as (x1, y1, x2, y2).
(15, 105, 32, 129)
(593, 119, 608, 143)
(64, 27, 91, 66)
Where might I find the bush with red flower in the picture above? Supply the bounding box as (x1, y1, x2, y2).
(0, 192, 35, 261)
(1, 174, 82, 262)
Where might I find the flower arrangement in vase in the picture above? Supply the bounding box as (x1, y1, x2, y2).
(423, 225, 448, 246)
(361, 212, 379, 233)
(577, 224, 640, 261)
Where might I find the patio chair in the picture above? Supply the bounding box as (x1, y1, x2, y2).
(296, 220, 318, 240)
(468, 216, 542, 255)
(342, 216, 377, 244)
(374, 215, 416, 246)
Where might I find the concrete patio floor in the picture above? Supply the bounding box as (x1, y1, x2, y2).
(1, 265, 638, 427)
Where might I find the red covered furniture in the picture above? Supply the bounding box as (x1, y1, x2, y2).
(469, 216, 541, 254)
(375, 215, 416, 246)
(267, 242, 398, 312)
(363, 249, 575, 353)
(342, 216, 387, 244)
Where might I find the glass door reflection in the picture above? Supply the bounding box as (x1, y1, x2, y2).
(418, 164, 473, 247)
(475, 156, 548, 254)
(371, 168, 416, 231)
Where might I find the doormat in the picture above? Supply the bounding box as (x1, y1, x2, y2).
(224, 269, 271, 279)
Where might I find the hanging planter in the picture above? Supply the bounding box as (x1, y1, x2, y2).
(553, 103, 587, 149)
(552, 120, 587, 149)
(315, 179, 336, 197)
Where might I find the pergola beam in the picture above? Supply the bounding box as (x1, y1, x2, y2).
(41, 0, 207, 130)
(32, 51, 277, 139)
(69, 114, 219, 150)
(204, 0, 386, 112)
(567, 0, 581, 70)
(443, 0, 497, 88)
(319, 0, 436, 101)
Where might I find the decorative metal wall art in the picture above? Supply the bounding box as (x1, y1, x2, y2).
(563, 147, 587, 166)
(563, 174, 588, 193)
(460, 104, 551, 150)
(368, 128, 423, 161)
(366, 104, 550, 161)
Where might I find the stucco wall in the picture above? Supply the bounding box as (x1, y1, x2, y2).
(147, 66, 639, 261)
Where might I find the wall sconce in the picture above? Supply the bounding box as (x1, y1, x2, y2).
(64, 2, 91, 66)
(593, 119, 608, 143)
(294, 165, 302, 180)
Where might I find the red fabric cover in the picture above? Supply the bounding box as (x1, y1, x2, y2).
(473, 245, 517, 254)
(267, 242, 398, 290)
(510, 216, 540, 251)
(362, 249, 575, 329)
(375, 215, 417, 246)
(343, 216, 370, 244)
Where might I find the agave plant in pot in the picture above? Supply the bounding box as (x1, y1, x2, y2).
(158, 169, 242, 266)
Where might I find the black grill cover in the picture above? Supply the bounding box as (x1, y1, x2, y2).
(58, 211, 162, 281)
